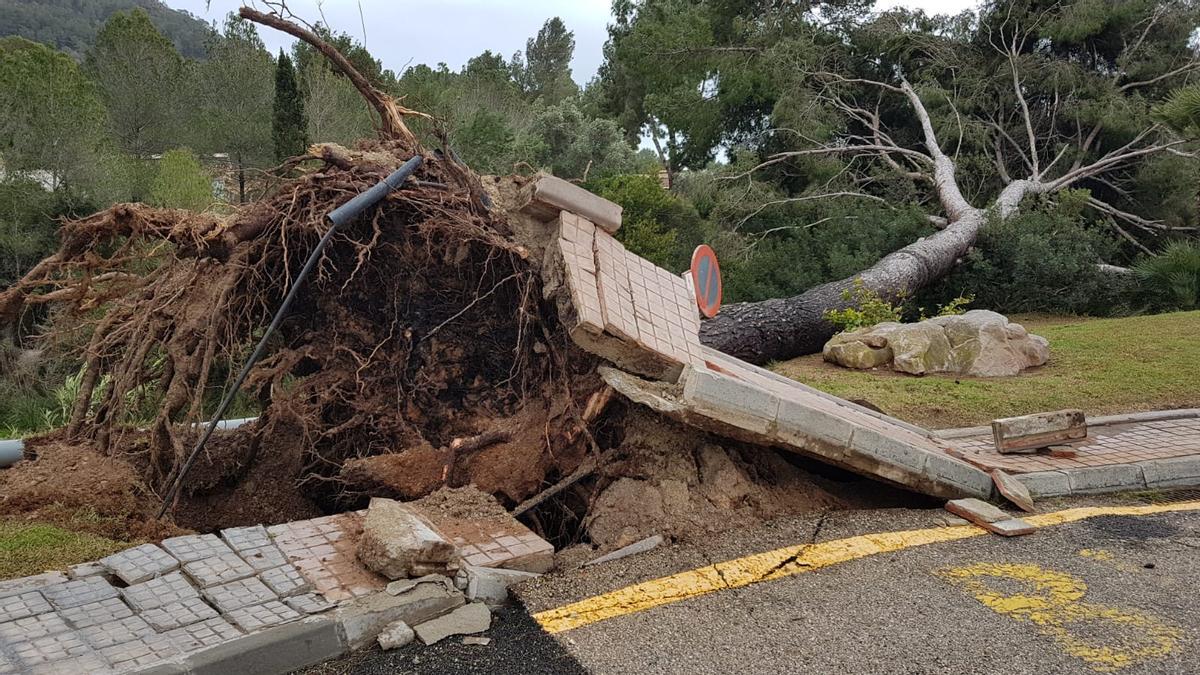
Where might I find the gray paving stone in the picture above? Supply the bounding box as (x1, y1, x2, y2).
(79, 614, 157, 650)
(225, 601, 302, 633)
(41, 577, 119, 610)
(121, 572, 199, 612)
(163, 617, 242, 653)
(59, 596, 133, 629)
(259, 565, 312, 598)
(161, 534, 233, 563)
(0, 612, 71, 642)
(182, 553, 256, 588)
(681, 367, 780, 435)
(8, 629, 93, 668)
(0, 649, 15, 674)
(140, 597, 220, 632)
(220, 525, 272, 553)
(0, 572, 67, 600)
(238, 544, 288, 572)
(284, 593, 335, 615)
(201, 577, 275, 614)
(100, 543, 179, 585)
(24, 651, 113, 675)
(100, 632, 181, 672)
(0, 591, 52, 623)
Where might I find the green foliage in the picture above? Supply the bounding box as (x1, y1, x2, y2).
(1133, 241, 1200, 311)
(272, 51, 308, 161)
(922, 206, 1124, 315)
(823, 279, 904, 333)
(512, 17, 579, 103)
(0, 38, 109, 189)
(148, 148, 211, 211)
(517, 100, 636, 180)
(0, 0, 212, 60)
(919, 294, 974, 321)
(1153, 85, 1200, 138)
(588, 174, 710, 270)
(85, 8, 186, 158)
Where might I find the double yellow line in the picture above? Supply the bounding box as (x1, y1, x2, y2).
(534, 500, 1200, 634)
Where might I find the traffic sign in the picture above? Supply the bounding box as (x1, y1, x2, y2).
(690, 245, 722, 318)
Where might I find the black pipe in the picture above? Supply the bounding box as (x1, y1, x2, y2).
(157, 155, 424, 518)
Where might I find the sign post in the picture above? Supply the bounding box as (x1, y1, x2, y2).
(690, 244, 723, 318)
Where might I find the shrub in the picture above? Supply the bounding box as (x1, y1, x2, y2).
(1133, 240, 1200, 310)
(149, 148, 212, 211)
(824, 279, 904, 332)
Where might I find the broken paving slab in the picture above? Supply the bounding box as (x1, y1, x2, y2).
(991, 469, 1036, 513)
(334, 579, 465, 649)
(413, 602, 490, 645)
(357, 498, 458, 580)
(945, 498, 1036, 537)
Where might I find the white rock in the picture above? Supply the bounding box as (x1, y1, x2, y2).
(414, 602, 491, 645)
(377, 620, 415, 650)
(465, 565, 541, 606)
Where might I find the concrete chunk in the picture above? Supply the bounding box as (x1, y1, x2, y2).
(584, 535, 664, 567)
(992, 409, 1086, 453)
(357, 498, 458, 580)
(464, 565, 542, 606)
(522, 173, 622, 233)
(413, 602, 491, 645)
(945, 498, 1035, 537)
(376, 620, 414, 650)
(334, 581, 464, 649)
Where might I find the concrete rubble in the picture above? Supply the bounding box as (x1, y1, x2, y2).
(376, 620, 414, 650)
(412, 602, 491, 646)
(945, 498, 1036, 537)
(356, 498, 458, 579)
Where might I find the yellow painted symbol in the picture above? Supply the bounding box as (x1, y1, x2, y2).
(938, 563, 1181, 672)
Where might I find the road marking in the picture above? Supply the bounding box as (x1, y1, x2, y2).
(533, 500, 1200, 634)
(938, 562, 1180, 671)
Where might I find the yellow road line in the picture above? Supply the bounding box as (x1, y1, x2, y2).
(534, 500, 1200, 634)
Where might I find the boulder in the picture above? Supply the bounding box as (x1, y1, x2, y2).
(823, 310, 1048, 377)
(356, 498, 459, 580)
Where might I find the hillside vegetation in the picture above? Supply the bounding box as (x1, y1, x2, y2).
(0, 0, 210, 58)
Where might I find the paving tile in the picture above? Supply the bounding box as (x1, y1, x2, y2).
(0, 591, 52, 623)
(121, 571, 199, 612)
(238, 543, 289, 572)
(0, 613, 71, 643)
(163, 616, 242, 653)
(224, 600, 302, 633)
(283, 592, 335, 615)
(99, 543, 179, 585)
(201, 577, 276, 614)
(58, 596, 133, 629)
(40, 577, 119, 610)
(66, 562, 108, 580)
(24, 651, 113, 675)
(7, 630, 93, 669)
(182, 552, 256, 588)
(220, 524, 273, 553)
(259, 565, 312, 598)
(140, 597, 219, 632)
(99, 632, 180, 672)
(161, 534, 233, 563)
(0, 573, 68, 601)
(78, 614, 157, 650)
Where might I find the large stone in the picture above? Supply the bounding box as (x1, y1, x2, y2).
(823, 310, 1049, 377)
(356, 498, 458, 580)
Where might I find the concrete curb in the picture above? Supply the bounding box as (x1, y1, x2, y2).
(136, 616, 346, 674)
(936, 408, 1200, 440)
(1014, 456, 1200, 499)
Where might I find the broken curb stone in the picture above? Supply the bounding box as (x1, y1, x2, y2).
(377, 620, 415, 650)
(992, 409, 1087, 454)
(464, 565, 541, 606)
(413, 602, 491, 645)
(357, 498, 458, 580)
(991, 469, 1036, 513)
(945, 498, 1036, 537)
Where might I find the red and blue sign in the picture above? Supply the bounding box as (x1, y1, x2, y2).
(690, 244, 722, 318)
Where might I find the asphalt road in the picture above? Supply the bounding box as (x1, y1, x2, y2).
(310, 495, 1200, 674)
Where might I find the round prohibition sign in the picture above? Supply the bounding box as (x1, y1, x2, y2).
(690, 244, 723, 318)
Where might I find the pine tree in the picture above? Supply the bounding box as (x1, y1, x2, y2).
(272, 50, 307, 161)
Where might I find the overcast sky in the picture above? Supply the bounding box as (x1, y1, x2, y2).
(166, 0, 978, 85)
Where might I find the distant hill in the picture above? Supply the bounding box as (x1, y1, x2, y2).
(0, 0, 213, 59)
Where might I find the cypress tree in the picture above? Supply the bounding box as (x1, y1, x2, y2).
(272, 50, 307, 161)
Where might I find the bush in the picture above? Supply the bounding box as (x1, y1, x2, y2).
(1133, 240, 1200, 310)
(149, 148, 213, 211)
(919, 206, 1126, 315)
(587, 174, 712, 271)
(824, 279, 903, 332)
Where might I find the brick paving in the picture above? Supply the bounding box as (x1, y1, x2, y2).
(948, 417, 1200, 473)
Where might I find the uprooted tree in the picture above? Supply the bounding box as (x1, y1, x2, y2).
(0, 6, 858, 545)
(600, 0, 1200, 364)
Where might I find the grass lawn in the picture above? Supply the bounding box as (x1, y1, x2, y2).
(772, 310, 1200, 430)
(0, 518, 135, 580)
